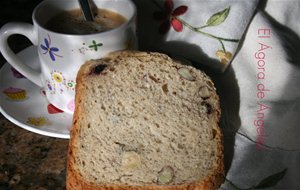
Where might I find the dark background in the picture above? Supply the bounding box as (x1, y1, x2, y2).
(0, 1, 69, 189)
(0, 0, 42, 67)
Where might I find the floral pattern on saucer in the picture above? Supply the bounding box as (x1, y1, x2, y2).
(3, 87, 28, 101)
(27, 116, 52, 127)
(0, 46, 72, 138)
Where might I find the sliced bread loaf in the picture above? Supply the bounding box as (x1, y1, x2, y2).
(67, 51, 224, 190)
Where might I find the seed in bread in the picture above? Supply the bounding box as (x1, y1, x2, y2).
(67, 51, 224, 190)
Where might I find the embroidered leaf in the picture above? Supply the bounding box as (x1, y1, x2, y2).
(253, 168, 287, 189)
(206, 7, 230, 26)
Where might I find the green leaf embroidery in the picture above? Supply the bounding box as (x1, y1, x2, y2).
(206, 7, 230, 27)
(253, 168, 287, 189)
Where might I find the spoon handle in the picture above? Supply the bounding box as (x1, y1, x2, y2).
(79, 0, 94, 21)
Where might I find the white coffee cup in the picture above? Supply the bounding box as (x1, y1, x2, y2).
(0, 0, 137, 113)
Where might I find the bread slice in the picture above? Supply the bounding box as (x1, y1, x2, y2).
(67, 51, 224, 190)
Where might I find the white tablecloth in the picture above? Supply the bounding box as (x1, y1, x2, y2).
(220, 1, 300, 189)
(134, 0, 300, 189)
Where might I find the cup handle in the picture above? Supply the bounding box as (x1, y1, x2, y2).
(0, 22, 42, 87)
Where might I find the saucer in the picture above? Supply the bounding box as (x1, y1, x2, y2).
(0, 46, 72, 139)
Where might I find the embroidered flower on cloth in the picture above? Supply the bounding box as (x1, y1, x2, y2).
(153, 0, 188, 34)
(40, 34, 62, 61)
(152, 0, 239, 65)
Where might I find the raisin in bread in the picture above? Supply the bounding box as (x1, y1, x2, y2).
(67, 51, 224, 190)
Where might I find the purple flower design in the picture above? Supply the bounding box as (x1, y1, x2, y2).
(40, 34, 62, 61)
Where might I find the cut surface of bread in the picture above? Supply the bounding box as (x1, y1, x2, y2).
(67, 51, 224, 190)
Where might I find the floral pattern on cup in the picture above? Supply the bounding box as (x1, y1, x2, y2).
(67, 99, 75, 112)
(0, 0, 137, 114)
(47, 104, 64, 114)
(66, 80, 76, 91)
(88, 40, 103, 51)
(40, 34, 63, 61)
(45, 80, 56, 95)
(40, 88, 46, 97)
(45, 71, 76, 96)
(77, 40, 104, 55)
(50, 70, 66, 94)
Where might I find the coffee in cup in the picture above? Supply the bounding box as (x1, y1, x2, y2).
(45, 8, 127, 35)
(0, 0, 137, 113)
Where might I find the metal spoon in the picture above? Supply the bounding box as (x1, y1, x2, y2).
(79, 0, 94, 21)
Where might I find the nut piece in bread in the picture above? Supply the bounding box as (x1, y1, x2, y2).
(67, 51, 224, 190)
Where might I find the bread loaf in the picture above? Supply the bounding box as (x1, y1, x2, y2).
(67, 51, 224, 190)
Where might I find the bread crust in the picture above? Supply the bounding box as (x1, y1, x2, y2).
(67, 51, 224, 190)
